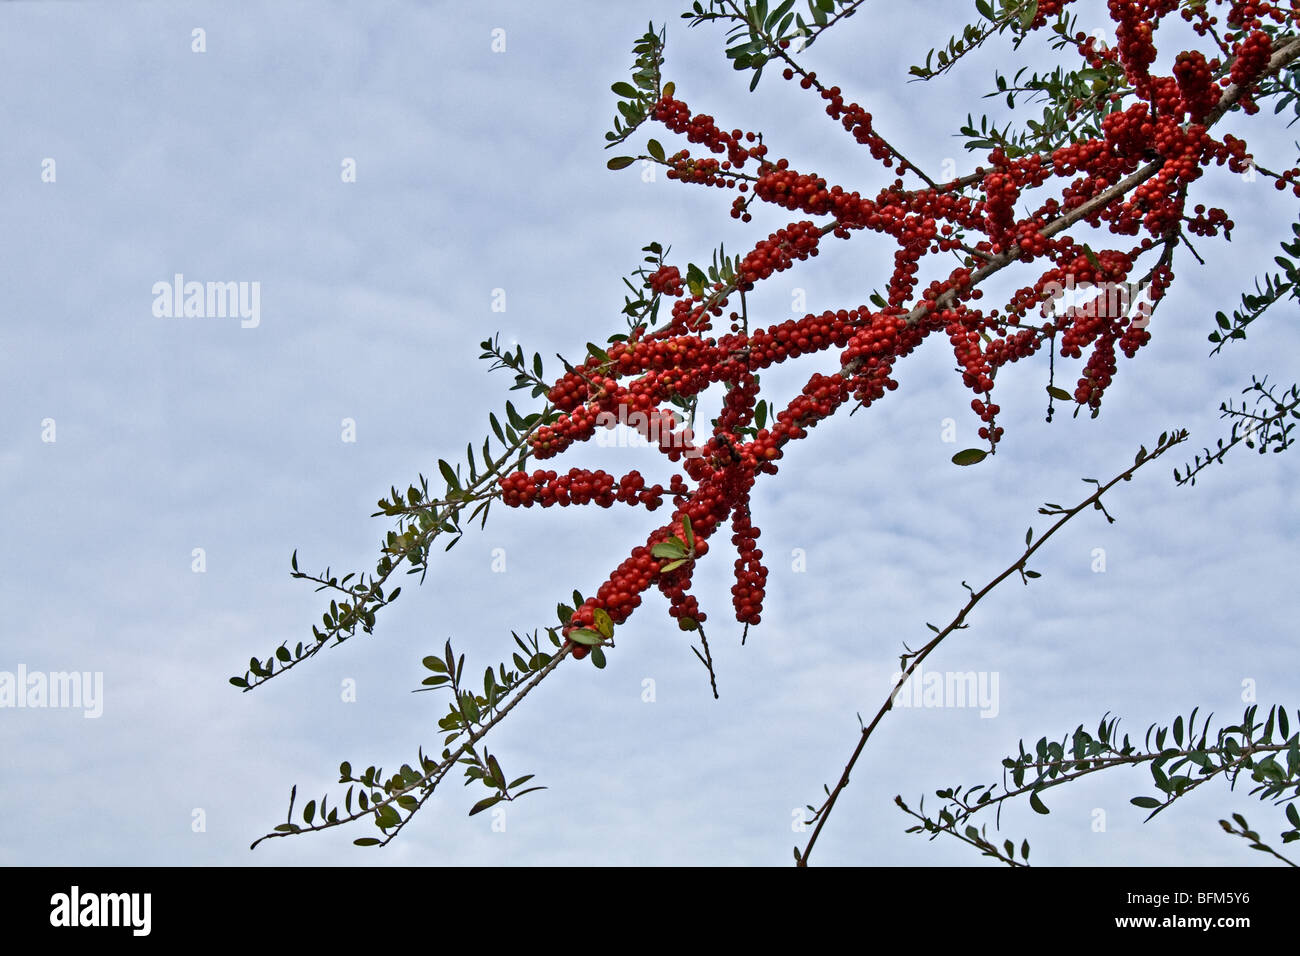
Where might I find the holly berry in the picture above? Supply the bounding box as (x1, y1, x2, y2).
(493, 0, 1296, 664)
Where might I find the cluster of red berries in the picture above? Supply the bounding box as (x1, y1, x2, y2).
(754, 163, 837, 215)
(947, 316, 998, 394)
(666, 152, 733, 187)
(647, 264, 683, 296)
(1187, 203, 1234, 238)
(729, 507, 765, 625)
(739, 310, 856, 364)
(1230, 29, 1273, 90)
(1110, 1, 1160, 91)
(1173, 50, 1221, 121)
(842, 314, 910, 400)
(1227, 2, 1261, 28)
(814, 81, 895, 166)
(499, 468, 666, 510)
(739, 220, 822, 285)
(493, 1, 1296, 661)
(651, 97, 757, 168)
(982, 170, 1020, 243)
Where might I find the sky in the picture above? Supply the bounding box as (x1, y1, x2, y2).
(0, 0, 1297, 867)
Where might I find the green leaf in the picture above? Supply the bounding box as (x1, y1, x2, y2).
(1047, 385, 1073, 402)
(951, 448, 988, 466)
(607, 156, 636, 170)
(568, 629, 605, 646)
(767, 0, 795, 31)
(1130, 796, 1163, 809)
(593, 607, 614, 639)
(611, 81, 639, 98)
(681, 515, 695, 552)
(438, 459, 459, 490)
(1082, 242, 1101, 271)
(591, 646, 607, 668)
(461, 692, 480, 724)
(486, 754, 505, 788)
(1029, 790, 1050, 814)
(423, 655, 448, 673)
(229, 676, 249, 688)
(647, 138, 665, 162)
(652, 539, 688, 559)
(353, 838, 381, 846)
(660, 558, 688, 573)
(469, 795, 503, 816)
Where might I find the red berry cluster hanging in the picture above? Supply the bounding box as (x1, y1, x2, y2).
(491, 0, 1298, 660)
(1173, 50, 1220, 121)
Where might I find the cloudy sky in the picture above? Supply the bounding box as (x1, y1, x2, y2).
(1, 0, 1296, 867)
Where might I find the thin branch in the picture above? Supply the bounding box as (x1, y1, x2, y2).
(795, 428, 1190, 866)
(250, 642, 574, 850)
(689, 623, 720, 699)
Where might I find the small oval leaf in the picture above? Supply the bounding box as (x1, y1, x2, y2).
(469, 795, 503, 816)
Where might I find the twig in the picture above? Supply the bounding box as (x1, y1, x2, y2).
(794, 428, 1190, 866)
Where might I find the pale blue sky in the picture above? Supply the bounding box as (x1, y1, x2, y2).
(1, 1, 1296, 866)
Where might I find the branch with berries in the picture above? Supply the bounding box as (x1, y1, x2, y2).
(237, 2, 1300, 853)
